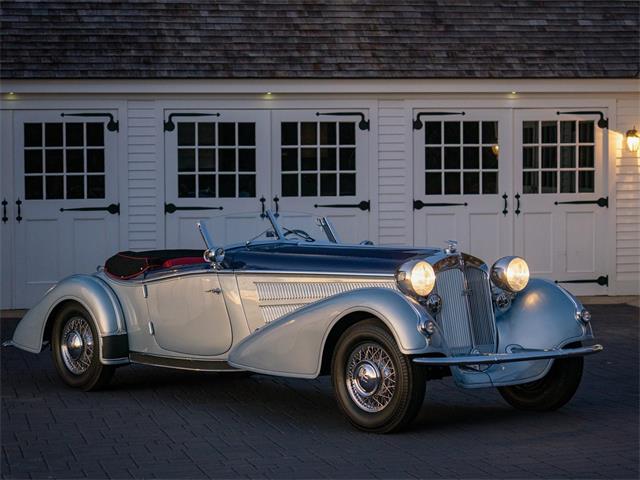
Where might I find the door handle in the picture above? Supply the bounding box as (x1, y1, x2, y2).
(1, 198, 7, 223)
(515, 193, 521, 216)
(15, 198, 22, 223)
(205, 287, 222, 294)
(314, 200, 370, 211)
(273, 196, 279, 216)
(502, 193, 508, 216)
(164, 203, 223, 214)
(60, 203, 120, 215)
(259, 196, 266, 218)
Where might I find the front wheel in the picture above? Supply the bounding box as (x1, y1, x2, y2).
(51, 303, 115, 391)
(498, 355, 584, 411)
(331, 319, 426, 433)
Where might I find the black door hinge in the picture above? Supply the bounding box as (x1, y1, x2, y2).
(315, 112, 369, 131)
(556, 111, 608, 129)
(164, 112, 221, 132)
(60, 203, 120, 215)
(413, 200, 467, 210)
(555, 275, 608, 287)
(314, 200, 370, 211)
(555, 197, 608, 208)
(164, 203, 223, 214)
(61, 113, 119, 132)
(413, 111, 466, 130)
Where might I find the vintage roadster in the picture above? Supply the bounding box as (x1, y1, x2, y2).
(6, 210, 602, 433)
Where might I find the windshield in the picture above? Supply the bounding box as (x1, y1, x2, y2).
(248, 210, 338, 245)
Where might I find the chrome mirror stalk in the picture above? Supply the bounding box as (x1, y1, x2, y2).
(316, 216, 340, 243)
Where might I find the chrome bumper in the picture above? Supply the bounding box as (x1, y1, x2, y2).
(413, 344, 603, 366)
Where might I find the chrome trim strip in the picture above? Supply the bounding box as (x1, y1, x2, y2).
(236, 270, 395, 278)
(413, 344, 603, 366)
(129, 352, 238, 372)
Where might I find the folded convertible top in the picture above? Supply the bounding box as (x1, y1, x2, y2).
(105, 250, 205, 279)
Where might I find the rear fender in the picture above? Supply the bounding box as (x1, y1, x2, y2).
(228, 288, 431, 378)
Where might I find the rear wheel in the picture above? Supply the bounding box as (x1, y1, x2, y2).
(331, 319, 426, 433)
(51, 303, 114, 391)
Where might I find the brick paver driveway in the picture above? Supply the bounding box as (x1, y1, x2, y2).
(2, 304, 638, 479)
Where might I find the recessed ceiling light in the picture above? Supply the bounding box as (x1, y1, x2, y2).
(511, 91, 517, 95)
(266, 92, 272, 95)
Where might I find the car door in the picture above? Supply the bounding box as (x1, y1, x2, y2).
(145, 273, 232, 356)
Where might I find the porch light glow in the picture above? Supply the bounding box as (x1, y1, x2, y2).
(626, 126, 639, 152)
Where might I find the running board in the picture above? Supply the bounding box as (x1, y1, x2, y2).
(129, 352, 242, 372)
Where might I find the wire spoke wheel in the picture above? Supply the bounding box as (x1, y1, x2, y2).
(345, 342, 397, 412)
(60, 316, 95, 375)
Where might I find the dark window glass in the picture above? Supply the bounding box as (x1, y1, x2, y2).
(238, 149, 255, 172)
(218, 123, 236, 146)
(24, 123, 42, 147)
(66, 149, 84, 172)
(218, 149, 235, 171)
(482, 172, 498, 194)
(463, 122, 479, 144)
(281, 123, 298, 145)
(282, 174, 298, 196)
(66, 175, 84, 199)
(199, 175, 216, 198)
(301, 123, 317, 145)
(560, 121, 576, 143)
(579, 121, 594, 143)
(86, 123, 104, 146)
(320, 148, 337, 170)
(425, 147, 441, 170)
(45, 149, 63, 173)
(425, 172, 441, 195)
(238, 123, 255, 146)
(541, 147, 557, 169)
(522, 121, 538, 144)
(25, 176, 43, 199)
(339, 173, 356, 196)
(178, 175, 196, 197)
(199, 149, 216, 171)
(238, 175, 256, 197)
(45, 123, 63, 147)
(339, 123, 356, 145)
(177, 123, 195, 146)
(463, 172, 479, 194)
(482, 121, 499, 144)
(87, 175, 105, 199)
(579, 146, 594, 168)
(482, 146, 498, 169)
(560, 146, 576, 168)
(560, 171, 576, 193)
(444, 172, 460, 194)
(301, 173, 318, 196)
(541, 121, 557, 144)
(45, 175, 63, 199)
(25, 150, 43, 173)
(522, 146, 538, 169)
(425, 122, 441, 145)
(444, 122, 460, 144)
(178, 148, 196, 172)
(541, 171, 557, 193)
(218, 174, 236, 197)
(320, 173, 337, 196)
(198, 123, 215, 146)
(339, 148, 356, 170)
(281, 148, 298, 171)
(523, 172, 539, 194)
(444, 147, 460, 169)
(320, 123, 336, 145)
(65, 123, 84, 147)
(301, 148, 317, 171)
(463, 147, 479, 169)
(87, 149, 104, 173)
(578, 171, 594, 192)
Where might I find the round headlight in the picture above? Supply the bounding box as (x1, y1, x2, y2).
(491, 256, 530, 292)
(396, 260, 436, 297)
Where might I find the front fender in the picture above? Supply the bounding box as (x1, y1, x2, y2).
(228, 288, 431, 378)
(11, 274, 127, 361)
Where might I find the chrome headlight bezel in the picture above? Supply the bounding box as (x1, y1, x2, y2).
(490, 256, 530, 293)
(396, 259, 436, 299)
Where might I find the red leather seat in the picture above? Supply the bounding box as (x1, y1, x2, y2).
(161, 257, 205, 269)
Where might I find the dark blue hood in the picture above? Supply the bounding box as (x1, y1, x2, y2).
(223, 242, 441, 274)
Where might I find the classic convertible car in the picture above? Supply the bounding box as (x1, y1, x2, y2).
(6, 210, 602, 433)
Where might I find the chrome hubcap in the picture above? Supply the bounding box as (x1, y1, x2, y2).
(346, 342, 396, 412)
(60, 316, 94, 375)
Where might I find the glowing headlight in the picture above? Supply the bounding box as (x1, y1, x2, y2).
(396, 260, 436, 297)
(491, 256, 530, 292)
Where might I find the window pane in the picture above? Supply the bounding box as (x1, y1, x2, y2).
(218, 123, 235, 146)
(25, 176, 43, 199)
(177, 123, 195, 146)
(238, 123, 255, 146)
(66, 149, 84, 172)
(482, 121, 498, 144)
(320, 123, 336, 145)
(482, 147, 498, 169)
(45, 123, 63, 147)
(522, 146, 538, 169)
(218, 149, 235, 171)
(66, 175, 84, 199)
(541, 121, 557, 144)
(425, 147, 441, 170)
(579, 121, 594, 143)
(541, 146, 557, 169)
(65, 123, 84, 147)
(425, 172, 441, 195)
(198, 123, 215, 146)
(199, 149, 216, 171)
(463, 122, 479, 144)
(87, 176, 105, 199)
(24, 123, 42, 147)
(522, 121, 538, 144)
(339, 148, 356, 170)
(301, 148, 317, 170)
(444, 172, 460, 194)
(218, 174, 236, 197)
(320, 148, 336, 170)
(320, 173, 337, 196)
(579, 146, 594, 168)
(301, 122, 317, 145)
(45, 149, 63, 173)
(198, 174, 216, 197)
(178, 148, 196, 172)
(463, 172, 479, 194)
(339, 123, 355, 145)
(444, 122, 460, 144)
(339, 173, 356, 196)
(86, 123, 104, 146)
(425, 122, 441, 145)
(541, 171, 557, 193)
(560, 121, 576, 143)
(45, 175, 63, 199)
(560, 171, 576, 193)
(178, 175, 196, 197)
(463, 147, 479, 169)
(560, 146, 576, 168)
(578, 171, 594, 192)
(523, 172, 539, 194)
(301, 173, 318, 196)
(281, 123, 298, 145)
(238, 175, 256, 197)
(444, 147, 460, 169)
(282, 174, 298, 196)
(281, 148, 298, 171)
(25, 150, 43, 173)
(87, 149, 104, 173)
(482, 172, 498, 194)
(238, 149, 255, 172)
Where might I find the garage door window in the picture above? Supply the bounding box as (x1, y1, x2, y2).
(176, 122, 256, 198)
(23, 122, 105, 200)
(522, 120, 595, 194)
(423, 121, 499, 195)
(280, 121, 357, 197)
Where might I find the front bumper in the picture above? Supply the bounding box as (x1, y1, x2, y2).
(413, 344, 603, 366)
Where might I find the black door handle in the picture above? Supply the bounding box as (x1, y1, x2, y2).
(314, 200, 370, 211)
(1, 198, 7, 223)
(164, 203, 223, 214)
(273, 196, 279, 216)
(60, 203, 120, 215)
(554, 197, 608, 208)
(502, 193, 508, 216)
(15, 198, 22, 223)
(259, 196, 266, 218)
(413, 200, 467, 210)
(515, 193, 521, 216)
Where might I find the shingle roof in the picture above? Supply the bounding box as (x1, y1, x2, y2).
(1, 0, 638, 79)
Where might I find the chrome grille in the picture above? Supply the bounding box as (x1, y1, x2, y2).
(435, 266, 496, 355)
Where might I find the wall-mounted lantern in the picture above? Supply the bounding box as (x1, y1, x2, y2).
(626, 126, 639, 153)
